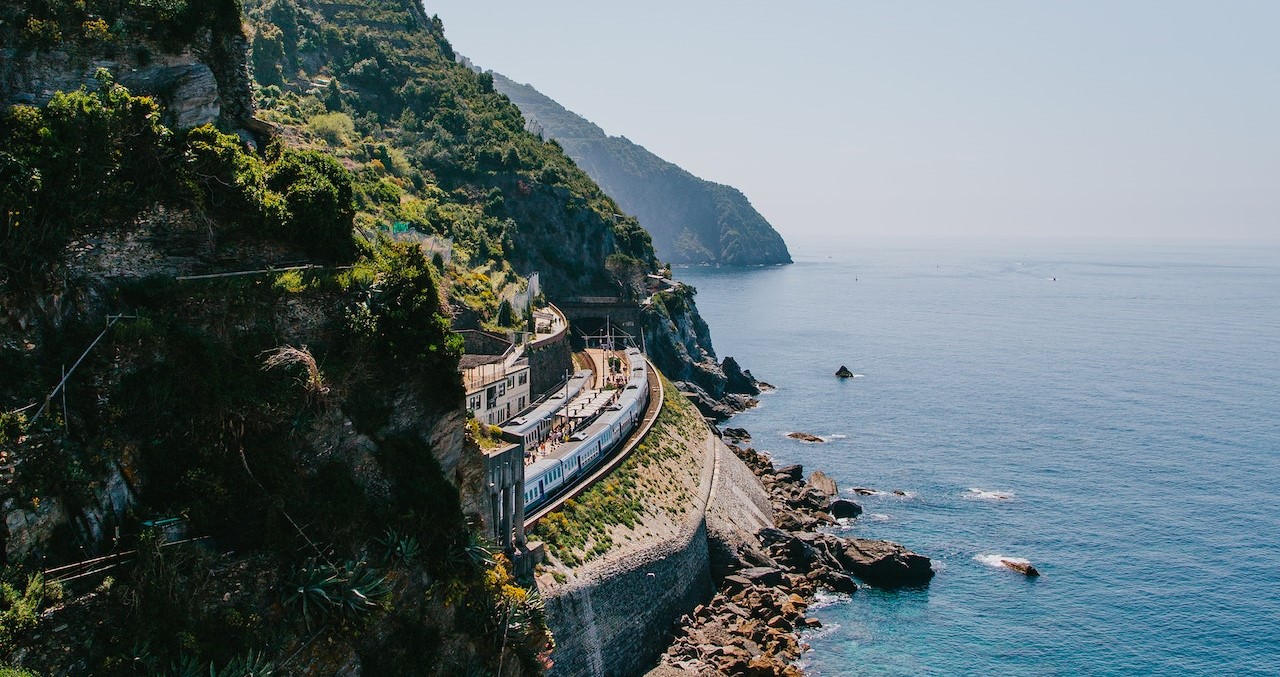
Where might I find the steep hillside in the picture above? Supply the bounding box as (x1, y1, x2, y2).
(0, 0, 759, 673)
(1, 2, 564, 673)
(492, 73, 792, 266)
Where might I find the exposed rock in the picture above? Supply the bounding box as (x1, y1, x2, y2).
(1001, 559, 1041, 577)
(722, 356, 762, 396)
(675, 380, 736, 421)
(828, 498, 864, 519)
(723, 427, 751, 441)
(816, 570, 859, 594)
(808, 470, 838, 497)
(723, 393, 760, 412)
(787, 431, 824, 443)
(738, 567, 785, 587)
(775, 464, 803, 482)
(851, 486, 878, 495)
(835, 365, 854, 378)
(119, 62, 220, 129)
(836, 538, 935, 587)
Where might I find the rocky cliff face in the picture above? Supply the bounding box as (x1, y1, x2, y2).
(492, 72, 792, 266)
(0, 12, 256, 135)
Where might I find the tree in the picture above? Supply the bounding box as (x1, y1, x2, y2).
(266, 149, 357, 260)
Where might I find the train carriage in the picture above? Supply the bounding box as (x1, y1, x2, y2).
(523, 354, 651, 512)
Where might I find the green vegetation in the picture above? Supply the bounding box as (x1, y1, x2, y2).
(0, 74, 357, 287)
(0, 70, 171, 283)
(243, 0, 658, 308)
(0, 0, 244, 51)
(491, 72, 792, 266)
(0, 0, 712, 672)
(0, 573, 55, 653)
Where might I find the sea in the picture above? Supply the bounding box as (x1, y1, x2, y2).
(673, 239, 1280, 676)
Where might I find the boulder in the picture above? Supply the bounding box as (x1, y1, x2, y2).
(801, 486, 832, 510)
(1001, 559, 1041, 577)
(808, 470, 838, 497)
(828, 498, 864, 519)
(738, 567, 785, 587)
(817, 570, 859, 594)
(786, 431, 824, 443)
(775, 464, 804, 482)
(722, 356, 762, 396)
(724, 393, 760, 411)
(772, 510, 808, 532)
(836, 538, 934, 587)
(851, 487, 878, 496)
(835, 365, 854, 378)
(723, 427, 752, 441)
(675, 381, 736, 420)
(757, 527, 791, 547)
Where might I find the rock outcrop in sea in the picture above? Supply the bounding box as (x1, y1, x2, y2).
(650, 434, 934, 675)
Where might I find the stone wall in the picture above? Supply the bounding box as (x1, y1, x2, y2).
(526, 330, 572, 398)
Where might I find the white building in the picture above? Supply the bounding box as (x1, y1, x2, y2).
(460, 331, 531, 426)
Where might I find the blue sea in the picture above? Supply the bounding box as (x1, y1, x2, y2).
(674, 240, 1280, 676)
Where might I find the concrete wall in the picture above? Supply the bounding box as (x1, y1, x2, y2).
(543, 435, 773, 676)
(545, 520, 714, 676)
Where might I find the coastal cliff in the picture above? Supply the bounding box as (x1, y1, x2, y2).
(1, 1, 828, 674)
(491, 73, 792, 267)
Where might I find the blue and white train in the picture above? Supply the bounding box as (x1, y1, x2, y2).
(500, 369, 592, 450)
(523, 349, 650, 511)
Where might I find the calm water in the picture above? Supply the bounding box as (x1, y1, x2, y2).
(675, 240, 1280, 676)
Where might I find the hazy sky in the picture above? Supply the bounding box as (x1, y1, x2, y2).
(424, 1, 1278, 244)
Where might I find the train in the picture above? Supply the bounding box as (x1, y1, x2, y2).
(500, 369, 593, 450)
(522, 349, 650, 512)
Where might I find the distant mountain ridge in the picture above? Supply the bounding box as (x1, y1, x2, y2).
(491, 72, 792, 266)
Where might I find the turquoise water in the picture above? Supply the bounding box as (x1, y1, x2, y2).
(674, 241, 1280, 676)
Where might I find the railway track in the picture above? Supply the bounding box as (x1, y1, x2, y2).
(523, 360, 664, 529)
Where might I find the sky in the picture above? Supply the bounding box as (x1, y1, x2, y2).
(423, 1, 1279, 245)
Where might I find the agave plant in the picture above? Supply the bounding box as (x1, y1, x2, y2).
(445, 530, 497, 575)
(376, 528, 421, 565)
(283, 558, 389, 628)
(510, 586, 547, 632)
(211, 649, 275, 677)
(284, 558, 341, 628)
(167, 654, 203, 677)
(332, 559, 391, 618)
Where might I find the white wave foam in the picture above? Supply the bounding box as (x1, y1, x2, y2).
(809, 590, 852, 611)
(826, 433, 848, 439)
(975, 554, 1035, 574)
(865, 513, 891, 522)
(966, 487, 1015, 501)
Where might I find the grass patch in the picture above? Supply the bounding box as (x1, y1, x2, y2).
(530, 373, 706, 566)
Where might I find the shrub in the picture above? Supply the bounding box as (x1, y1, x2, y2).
(266, 149, 357, 260)
(307, 111, 355, 146)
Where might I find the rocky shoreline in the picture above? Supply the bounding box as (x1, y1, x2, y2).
(649, 433, 933, 676)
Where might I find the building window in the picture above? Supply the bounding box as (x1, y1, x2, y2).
(498, 382, 506, 396)
(518, 372, 528, 385)
(468, 395, 481, 411)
